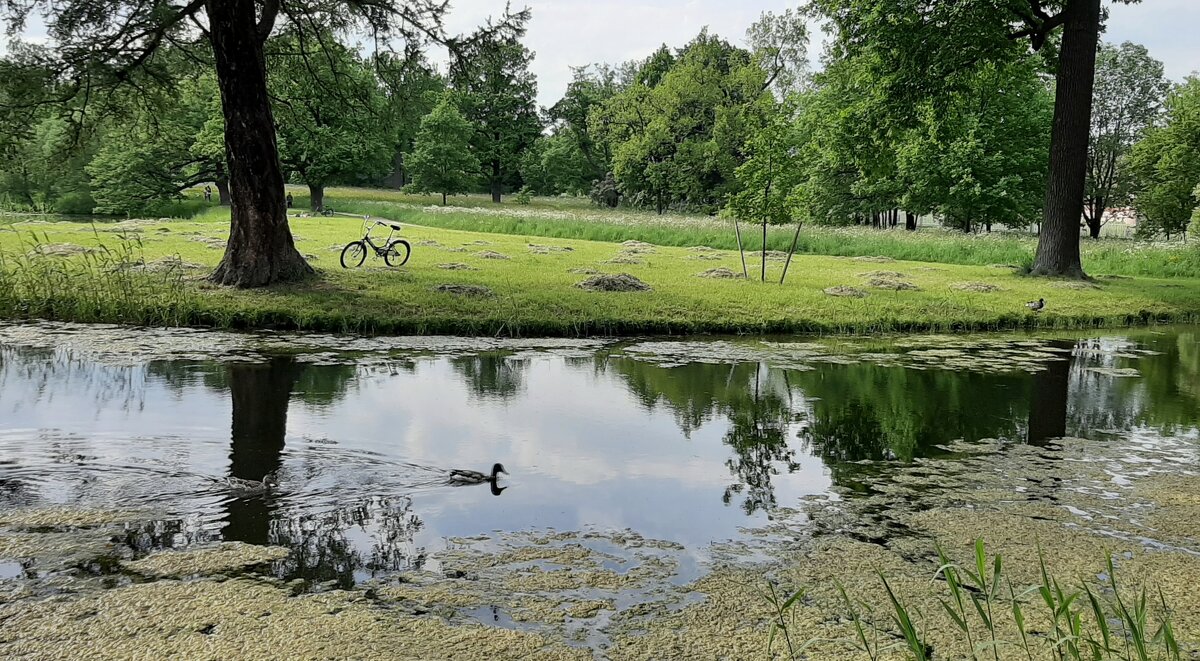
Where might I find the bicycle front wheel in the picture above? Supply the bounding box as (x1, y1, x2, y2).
(340, 241, 367, 268)
(384, 240, 411, 267)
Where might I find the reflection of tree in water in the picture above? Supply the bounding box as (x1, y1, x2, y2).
(0, 345, 148, 414)
(720, 364, 800, 514)
(449, 353, 528, 401)
(268, 497, 426, 588)
(1029, 342, 1072, 445)
(125, 357, 427, 587)
(603, 358, 802, 515)
(796, 365, 1028, 465)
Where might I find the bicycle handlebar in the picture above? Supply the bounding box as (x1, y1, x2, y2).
(366, 219, 402, 232)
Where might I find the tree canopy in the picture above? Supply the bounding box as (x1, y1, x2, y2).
(405, 95, 479, 205)
(1085, 41, 1170, 237)
(1127, 77, 1200, 239)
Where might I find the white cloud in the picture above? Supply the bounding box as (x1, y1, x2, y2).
(3, 0, 1195, 109)
(431, 0, 1198, 109)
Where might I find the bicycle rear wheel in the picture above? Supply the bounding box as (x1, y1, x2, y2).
(340, 241, 367, 268)
(384, 240, 411, 267)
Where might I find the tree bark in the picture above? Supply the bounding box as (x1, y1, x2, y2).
(206, 0, 312, 288)
(215, 176, 231, 206)
(308, 183, 324, 211)
(1085, 205, 1104, 238)
(761, 221, 767, 283)
(442, 191, 447, 206)
(490, 160, 502, 203)
(1031, 0, 1099, 278)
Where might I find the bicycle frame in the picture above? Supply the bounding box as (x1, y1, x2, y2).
(359, 220, 399, 255)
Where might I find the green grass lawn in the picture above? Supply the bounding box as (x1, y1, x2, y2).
(263, 186, 1200, 280)
(2, 209, 1198, 336)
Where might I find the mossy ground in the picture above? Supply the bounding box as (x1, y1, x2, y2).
(3, 436, 1199, 659)
(2, 209, 1198, 336)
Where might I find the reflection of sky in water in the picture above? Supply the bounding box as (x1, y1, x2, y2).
(0, 351, 827, 564)
(1, 327, 1197, 585)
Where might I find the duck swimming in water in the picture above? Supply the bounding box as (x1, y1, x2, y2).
(447, 463, 506, 486)
(218, 472, 278, 494)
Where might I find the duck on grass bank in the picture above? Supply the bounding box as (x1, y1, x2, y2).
(447, 463, 508, 496)
(1026, 298, 1045, 313)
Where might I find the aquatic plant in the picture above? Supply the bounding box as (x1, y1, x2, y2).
(766, 540, 1183, 661)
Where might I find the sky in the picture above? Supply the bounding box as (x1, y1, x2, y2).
(2, 1, 1197, 110)
(438, 0, 1200, 109)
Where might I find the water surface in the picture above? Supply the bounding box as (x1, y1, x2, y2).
(0, 322, 1196, 602)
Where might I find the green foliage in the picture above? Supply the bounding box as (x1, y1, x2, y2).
(405, 97, 479, 204)
(745, 8, 809, 99)
(896, 59, 1053, 232)
(512, 186, 532, 205)
(518, 134, 592, 196)
(785, 55, 899, 224)
(87, 77, 222, 215)
(269, 34, 394, 204)
(449, 8, 541, 201)
(374, 49, 445, 185)
(1086, 42, 1170, 234)
(593, 29, 783, 213)
(727, 107, 804, 227)
(547, 64, 622, 182)
(0, 114, 98, 213)
(1128, 77, 1200, 238)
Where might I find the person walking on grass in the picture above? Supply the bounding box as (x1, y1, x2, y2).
(286, 193, 293, 209)
(203, 185, 212, 202)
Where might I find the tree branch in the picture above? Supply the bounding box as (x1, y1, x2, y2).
(258, 0, 280, 42)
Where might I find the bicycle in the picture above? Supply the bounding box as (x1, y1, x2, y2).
(340, 218, 411, 268)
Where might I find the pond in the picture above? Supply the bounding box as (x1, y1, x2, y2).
(1, 322, 1198, 656)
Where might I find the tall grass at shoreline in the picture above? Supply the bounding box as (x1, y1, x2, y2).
(0, 229, 197, 325)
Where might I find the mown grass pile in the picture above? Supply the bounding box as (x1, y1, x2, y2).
(2, 209, 1199, 336)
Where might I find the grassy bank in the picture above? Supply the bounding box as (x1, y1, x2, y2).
(290, 186, 1200, 280)
(2, 210, 1199, 336)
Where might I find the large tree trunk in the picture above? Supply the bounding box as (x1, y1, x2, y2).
(308, 183, 324, 211)
(206, 0, 311, 288)
(490, 160, 502, 203)
(1031, 0, 1099, 278)
(905, 211, 917, 231)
